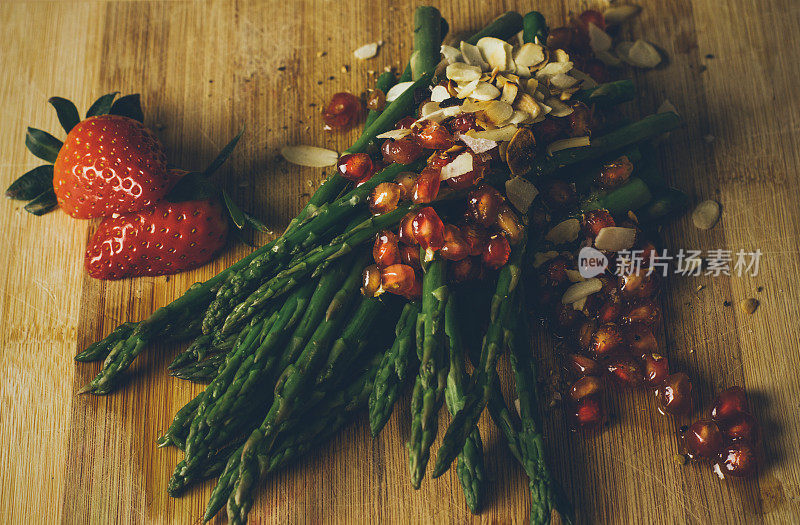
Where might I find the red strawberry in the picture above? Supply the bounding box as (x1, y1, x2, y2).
(53, 114, 171, 218)
(85, 194, 229, 280)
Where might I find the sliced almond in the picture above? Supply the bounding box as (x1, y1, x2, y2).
(420, 101, 442, 119)
(375, 128, 413, 140)
(385, 81, 414, 102)
(740, 298, 759, 315)
(514, 93, 541, 120)
(545, 218, 581, 244)
(627, 40, 661, 68)
(505, 176, 539, 212)
(544, 97, 574, 117)
(547, 136, 590, 156)
(536, 60, 573, 80)
(569, 69, 599, 89)
(484, 100, 514, 125)
(692, 200, 720, 230)
(456, 79, 480, 99)
(565, 269, 585, 283)
(562, 278, 603, 304)
(604, 4, 642, 25)
(466, 125, 518, 142)
(596, 50, 623, 67)
(430, 85, 451, 103)
(439, 152, 473, 181)
(550, 73, 579, 91)
(440, 44, 462, 64)
(446, 62, 482, 83)
(506, 109, 532, 125)
(658, 99, 679, 115)
(354, 42, 379, 60)
(588, 23, 613, 53)
(500, 80, 519, 105)
(553, 49, 571, 63)
(594, 227, 637, 252)
(505, 127, 537, 177)
(514, 43, 546, 69)
(476, 37, 514, 72)
(281, 145, 338, 167)
(460, 41, 489, 70)
(469, 81, 501, 101)
(458, 133, 498, 154)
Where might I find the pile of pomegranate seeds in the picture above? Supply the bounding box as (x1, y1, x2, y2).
(681, 387, 760, 479)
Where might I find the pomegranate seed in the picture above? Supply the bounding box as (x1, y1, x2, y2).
(607, 357, 644, 387)
(444, 151, 488, 190)
(656, 372, 693, 416)
(461, 222, 489, 257)
(483, 234, 510, 269)
(577, 320, 599, 350)
(711, 387, 750, 423)
(413, 119, 455, 149)
(543, 257, 570, 286)
(623, 323, 658, 356)
(590, 323, 624, 358)
(567, 353, 602, 376)
(394, 171, 418, 200)
(546, 27, 574, 50)
(400, 244, 421, 269)
(440, 224, 469, 261)
(445, 113, 479, 134)
(583, 209, 615, 238)
(381, 264, 416, 296)
(638, 240, 658, 265)
(584, 58, 608, 83)
(715, 442, 758, 478)
(684, 420, 725, 460)
(721, 413, 759, 443)
(567, 101, 592, 137)
(411, 207, 445, 252)
(597, 300, 623, 324)
(574, 396, 604, 427)
(381, 138, 424, 165)
(598, 156, 634, 189)
(643, 353, 669, 386)
(368, 182, 402, 215)
(450, 256, 480, 282)
(373, 230, 401, 267)
(403, 272, 423, 299)
(395, 116, 416, 129)
(570, 376, 604, 401)
(622, 299, 662, 326)
(322, 92, 362, 130)
(412, 167, 441, 204)
(366, 88, 386, 111)
(577, 9, 605, 32)
(496, 205, 524, 245)
(467, 184, 504, 227)
(361, 264, 383, 297)
(337, 153, 374, 182)
(543, 180, 577, 209)
(620, 272, 659, 300)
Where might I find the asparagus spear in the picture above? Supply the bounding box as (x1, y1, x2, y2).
(407, 253, 449, 488)
(522, 11, 548, 44)
(365, 72, 397, 129)
(443, 298, 486, 513)
(74, 322, 136, 362)
(157, 391, 205, 449)
(170, 353, 224, 383)
(410, 7, 442, 80)
(369, 301, 420, 436)
(465, 11, 523, 45)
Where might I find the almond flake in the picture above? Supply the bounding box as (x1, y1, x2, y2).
(514, 43, 546, 69)
(547, 136, 590, 156)
(476, 37, 514, 72)
(604, 4, 642, 25)
(506, 109, 532, 125)
(658, 99, 679, 115)
(536, 61, 573, 80)
(544, 97, 574, 117)
(280, 145, 338, 167)
(430, 85, 451, 103)
(456, 79, 479, 99)
(692, 200, 720, 230)
(554, 49, 571, 63)
(545, 218, 581, 244)
(354, 42, 379, 60)
(375, 128, 413, 140)
(595, 227, 637, 251)
(570, 69, 599, 89)
(385, 81, 414, 102)
(420, 101, 441, 119)
(446, 62, 482, 83)
(460, 41, 489, 70)
(458, 133, 498, 154)
(562, 278, 603, 304)
(466, 125, 518, 142)
(626, 40, 661, 68)
(505, 176, 538, 212)
(440, 44, 462, 64)
(469, 81, 501, 101)
(484, 100, 514, 125)
(500, 81, 519, 104)
(596, 50, 623, 67)
(439, 152, 473, 181)
(550, 73, 579, 90)
(588, 23, 613, 53)
(514, 93, 541, 119)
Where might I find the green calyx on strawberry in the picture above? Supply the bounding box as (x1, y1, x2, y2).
(6, 92, 173, 218)
(84, 130, 265, 280)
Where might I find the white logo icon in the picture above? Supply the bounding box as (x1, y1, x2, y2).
(578, 246, 609, 278)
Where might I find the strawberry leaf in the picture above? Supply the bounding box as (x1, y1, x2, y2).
(204, 127, 244, 177)
(110, 94, 144, 123)
(166, 171, 215, 202)
(6, 165, 54, 200)
(222, 189, 246, 230)
(24, 190, 58, 215)
(25, 127, 62, 163)
(86, 92, 119, 118)
(244, 211, 269, 233)
(48, 97, 81, 134)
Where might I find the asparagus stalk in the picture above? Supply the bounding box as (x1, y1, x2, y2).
(573, 80, 636, 108)
(365, 72, 397, 129)
(170, 353, 224, 383)
(410, 7, 442, 80)
(522, 11, 548, 44)
(157, 391, 205, 449)
(74, 322, 136, 362)
(465, 11, 523, 45)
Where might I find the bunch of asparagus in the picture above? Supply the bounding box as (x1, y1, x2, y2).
(76, 7, 686, 524)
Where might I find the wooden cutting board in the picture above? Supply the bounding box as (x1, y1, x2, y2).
(1, 1, 799, 523)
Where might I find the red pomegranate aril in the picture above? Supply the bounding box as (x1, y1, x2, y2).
(381, 264, 417, 295)
(643, 353, 669, 386)
(399, 213, 418, 245)
(483, 234, 510, 269)
(571, 376, 604, 401)
(395, 116, 416, 129)
(544, 257, 570, 286)
(657, 372, 693, 416)
(624, 323, 658, 356)
(597, 300, 623, 324)
(577, 319, 599, 350)
(403, 272, 423, 299)
(543, 180, 577, 209)
(400, 244, 421, 269)
(381, 137, 424, 165)
(412, 167, 441, 204)
(620, 272, 659, 300)
(369, 183, 403, 215)
(413, 119, 455, 149)
(337, 153, 374, 182)
(440, 225, 469, 261)
(574, 396, 604, 427)
(450, 256, 481, 282)
(412, 207, 445, 252)
(598, 156, 634, 189)
(622, 299, 662, 326)
(546, 27, 573, 50)
(366, 88, 386, 111)
(361, 264, 383, 297)
(461, 222, 489, 256)
(467, 184, 504, 227)
(322, 92, 362, 130)
(567, 353, 602, 376)
(607, 357, 644, 387)
(373, 230, 401, 267)
(445, 156, 487, 190)
(496, 205, 524, 245)
(445, 113, 479, 134)
(567, 101, 592, 137)
(583, 209, 616, 238)
(577, 9, 605, 32)
(711, 386, 750, 423)
(684, 420, 725, 460)
(722, 414, 759, 443)
(716, 442, 758, 478)
(590, 323, 624, 358)
(394, 171, 418, 200)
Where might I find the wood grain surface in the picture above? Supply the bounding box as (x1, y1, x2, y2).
(1, 1, 799, 523)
